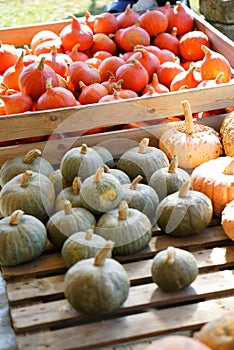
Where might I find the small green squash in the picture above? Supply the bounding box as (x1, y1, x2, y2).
(149, 155, 191, 201)
(96, 200, 152, 255)
(46, 200, 96, 250)
(0, 210, 47, 266)
(61, 228, 110, 268)
(103, 164, 131, 185)
(54, 176, 83, 212)
(156, 181, 213, 237)
(80, 166, 123, 215)
(117, 137, 169, 184)
(49, 168, 70, 196)
(64, 240, 130, 314)
(0, 170, 55, 222)
(151, 246, 198, 292)
(0, 148, 54, 187)
(92, 145, 114, 168)
(121, 175, 159, 225)
(60, 143, 104, 184)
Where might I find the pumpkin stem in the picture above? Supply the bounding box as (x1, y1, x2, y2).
(103, 164, 110, 173)
(9, 210, 24, 225)
(72, 176, 82, 195)
(85, 228, 94, 240)
(138, 138, 149, 153)
(38, 57, 46, 71)
(168, 155, 178, 173)
(23, 149, 42, 164)
(46, 78, 53, 90)
(80, 143, 88, 154)
(93, 240, 114, 266)
(223, 160, 234, 175)
(94, 167, 104, 183)
(167, 246, 175, 265)
(118, 200, 129, 220)
(178, 180, 191, 198)
(181, 99, 194, 135)
(130, 175, 143, 190)
(64, 200, 73, 215)
(20, 170, 33, 187)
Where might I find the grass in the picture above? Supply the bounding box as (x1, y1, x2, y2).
(0, 0, 200, 28)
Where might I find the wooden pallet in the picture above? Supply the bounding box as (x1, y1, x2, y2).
(2, 217, 234, 350)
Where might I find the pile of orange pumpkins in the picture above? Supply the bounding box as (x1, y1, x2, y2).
(0, 1, 233, 117)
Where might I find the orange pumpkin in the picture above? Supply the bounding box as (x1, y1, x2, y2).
(191, 156, 234, 217)
(194, 309, 234, 350)
(221, 200, 234, 241)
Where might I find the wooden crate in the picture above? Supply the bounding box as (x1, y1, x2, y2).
(0, 7, 234, 350)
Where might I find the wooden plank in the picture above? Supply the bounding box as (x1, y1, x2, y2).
(15, 296, 234, 350)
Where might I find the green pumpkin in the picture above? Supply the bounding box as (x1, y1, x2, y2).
(156, 181, 213, 237)
(80, 167, 123, 215)
(121, 175, 159, 225)
(60, 143, 104, 184)
(103, 164, 131, 185)
(54, 176, 83, 212)
(151, 246, 198, 292)
(92, 145, 114, 168)
(117, 137, 169, 184)
(49, 169, 70, 196)
(96, 200, 152, 255)
(61, 228, 110, 268)
(0, 148, 54, 187)
(64, 241, 130, 314)
(46, 200, 96, 250)
(0, 210, 47, 266)
(0, 170, 55, 222)
(149, 155, 191, 201)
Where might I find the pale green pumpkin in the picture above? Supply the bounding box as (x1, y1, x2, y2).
(54, 176, 83, 212)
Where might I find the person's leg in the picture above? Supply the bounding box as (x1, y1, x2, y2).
(106, 0, 137, 13)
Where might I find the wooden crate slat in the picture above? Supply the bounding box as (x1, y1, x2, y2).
(15, 295, 234, 350)
(5, 244, 234, 305)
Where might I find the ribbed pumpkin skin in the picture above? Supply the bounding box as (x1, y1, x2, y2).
(0, 172, 55, 222)
(60, 146, 104, 184)
(96, 208, 152, 255)
(149, 166, 191, 201)
(54, 186, 83, 212)
(105, 168, 131, 185)
(0, 213, 47, 266)
(92, 145, 114, 168)
(48, 169, 70, 196)
(151, 247, 198, 292)
(0, 151, 54, 187)
(80, 172, 123, 215)
(221, 200, 234, 241)
(46, 207, 96, 250)
(61, 231, 109, 268)
(156, 190, 213, 236)
(117, 146, 169, 184)
(220, 112, 234, 157)
(64, 257, 130, 314)
(121, 182, 159, 225)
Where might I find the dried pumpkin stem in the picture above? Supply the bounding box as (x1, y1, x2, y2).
(118, 200, 129, 220)
(72, 176, 81, 195)
(85, 228, 94, 240)
(168, 155, 178, 173)
(181, 100, 194, 135)
(23, 149, 42, 164)
(167, 246, 175, 265)
(80, 143, 88, 154)
(46, 78, 53, 90)
(130, 175, 143, 190)
(138, 138, 149, 153)
(9, 210, 24, 225)
(178, 180, 191, 198)
(20, 170, 33, 187)
(93, 240, 114, 266)
(223, 160, 234, 175)
(103, 164, 110, 173)
(94, 167, 104, 183)
(64, 200, 72, 215)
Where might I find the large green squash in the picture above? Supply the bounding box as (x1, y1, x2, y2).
(0, 148, 54, 187)
(151, 246, 198, 292)
(156, 181, 213, 237)
(54, 176, 83, 212)
(0, 210, 47, 266)
(117, 137, 169, 184)
(60, 143, 104, 184)
(46, 200, 96, 250)
(64, 241, 130, 314)
(0, 170, 55, 222)
(61, 228, 110, 268)
(96, 200, 152, 255)
(80, 167, 123, 215)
